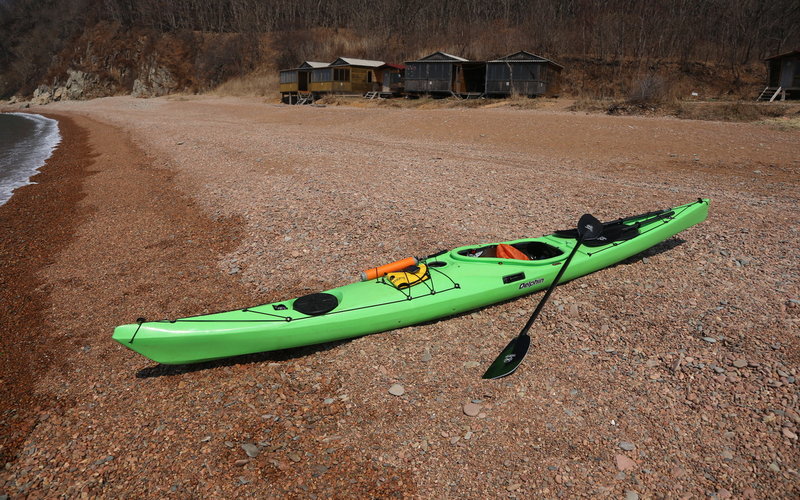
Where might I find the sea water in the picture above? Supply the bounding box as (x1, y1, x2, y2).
(0, 113, 61, 206)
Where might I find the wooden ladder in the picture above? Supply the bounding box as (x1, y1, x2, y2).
(364, 91, 379, 100)
(296, 92, 314, 105)
(756, 86, 783, 102)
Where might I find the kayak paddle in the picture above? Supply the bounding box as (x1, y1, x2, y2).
(482, 213, 603, 379)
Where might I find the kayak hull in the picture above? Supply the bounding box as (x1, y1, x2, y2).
(113, 199, 709, 364)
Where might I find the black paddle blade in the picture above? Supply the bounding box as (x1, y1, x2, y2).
(482, 334, 531, 379)
(577, 213, 603, 241)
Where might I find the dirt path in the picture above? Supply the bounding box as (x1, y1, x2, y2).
(1, 97, 798, 498)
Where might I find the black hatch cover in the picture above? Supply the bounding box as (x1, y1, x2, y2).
(293, 292, 339, 316)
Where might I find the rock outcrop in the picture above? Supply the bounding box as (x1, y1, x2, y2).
(131, 60, 178, 97)
(30, 70, 107, 105)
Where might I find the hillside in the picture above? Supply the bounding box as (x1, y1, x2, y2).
(0, 0, 798, 101)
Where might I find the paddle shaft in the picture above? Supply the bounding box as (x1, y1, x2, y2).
(518, 233, 586, 337)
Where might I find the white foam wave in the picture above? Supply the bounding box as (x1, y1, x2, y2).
(0, 113, 62, 206)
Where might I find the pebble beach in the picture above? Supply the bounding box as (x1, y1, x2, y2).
(1, 96, 798, 498)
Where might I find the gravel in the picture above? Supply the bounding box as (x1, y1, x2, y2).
(1, 95, 798, 498)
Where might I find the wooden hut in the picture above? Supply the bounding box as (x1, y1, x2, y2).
(279, 61, 328, 103)
(404, 52, 486, 96)
(309, 57, 384, 95)
(759, 50, 800, 101)
(485, 51, 563, 97)
(379, 63, 405, 94)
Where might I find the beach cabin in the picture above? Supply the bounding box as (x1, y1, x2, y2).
(404, 52, 486, 96)
(379, 63, 405, 94)
(759, 50, 800, 101)
(309, 57, 384, 96)
(485, 51, 563, 97)
(280, 61, 327, 103)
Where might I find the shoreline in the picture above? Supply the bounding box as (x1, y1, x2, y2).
(0, 113, 91, 464)
(0, 110, 258, 469)
(0, 112, 62, 206)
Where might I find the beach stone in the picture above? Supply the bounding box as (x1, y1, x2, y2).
(311, 464, 329, 477)
(733, 359, 747, 368)
(782, 428, 797, 440)
(624, 490, 640, 500)
(234, 459, 249, 466)
(615, 454, 637, 471)
(463, 402, 481, 417)
(388, 384, 405, 396)
(619, 441, 636, 451)
(421, 348, 432, 362)
(463, 361, 480, 368)
(702, 337, 717, 343)
(241, 443, 260, 458)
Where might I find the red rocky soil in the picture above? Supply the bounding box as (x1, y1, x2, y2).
(1, 96, 798, 498)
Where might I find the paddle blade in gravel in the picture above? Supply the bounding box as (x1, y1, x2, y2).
(482, 333, 531, 379)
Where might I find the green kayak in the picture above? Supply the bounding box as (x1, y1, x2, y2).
(113, 199, 709, 364)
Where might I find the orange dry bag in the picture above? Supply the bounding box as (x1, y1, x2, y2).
(495, 244, 530, 260)
(360, 257, 419, 281)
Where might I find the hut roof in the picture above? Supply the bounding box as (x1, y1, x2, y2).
(300, 61, 329, 68)
(488, 51, 564, 69)
(764, 49, 800, 60)
(410, 51, 469, 62)
(331, 57, 384, 67)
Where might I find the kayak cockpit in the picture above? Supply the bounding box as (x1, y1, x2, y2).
(452, 240, 566, 263)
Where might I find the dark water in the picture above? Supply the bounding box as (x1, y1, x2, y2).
(0, 113, 61, 206)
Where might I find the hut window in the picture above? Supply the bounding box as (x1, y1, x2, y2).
(312, 68, 332, 82)
(487, 65, 510, 80)
(426, 63, 448, 79)
(333, 68, 350, 81)
(280, 71, 298, 84)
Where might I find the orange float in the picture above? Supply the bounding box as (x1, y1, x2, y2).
(360, 256, 419, 281)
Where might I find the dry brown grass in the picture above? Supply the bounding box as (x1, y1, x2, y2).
(214, 71, 279, 98)
(569, 97, 800, 123)
(313, 93, 555, 110)
(757, 115, 800, 130)
(672, 101, 798, 122)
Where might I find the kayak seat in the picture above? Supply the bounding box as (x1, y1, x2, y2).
(293, 293, 338, 316)
(512, 242, 564, 260)
(458, 242, 564, 260)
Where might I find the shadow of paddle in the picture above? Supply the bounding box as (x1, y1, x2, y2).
(135, 337, 356, 378)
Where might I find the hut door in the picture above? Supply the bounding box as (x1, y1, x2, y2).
(453, 65, 464, 93)
(299, 71, 309, 92)
(780, 58, 794, 88)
